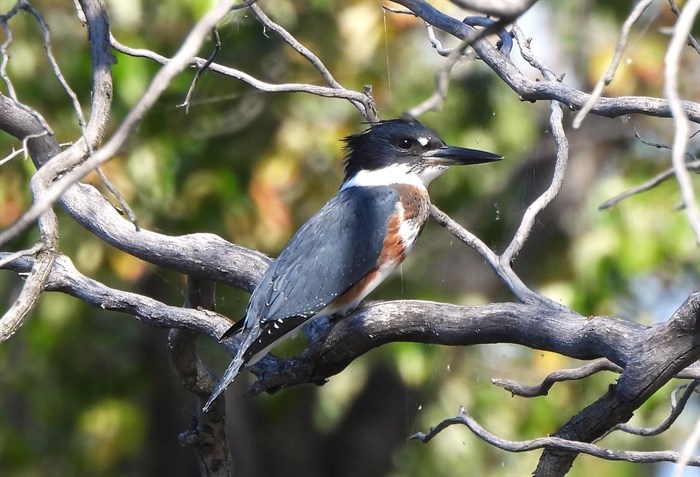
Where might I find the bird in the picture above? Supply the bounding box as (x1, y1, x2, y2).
(203, 118, 501, 411)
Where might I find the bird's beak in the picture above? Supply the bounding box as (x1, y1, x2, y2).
(426, 145, 503, 165)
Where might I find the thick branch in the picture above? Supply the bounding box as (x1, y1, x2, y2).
(0, 94, 269, 292)
(7, 252, 693, 395)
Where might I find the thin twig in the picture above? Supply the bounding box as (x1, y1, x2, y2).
(95, 167, 140, 231)
(502, 29, 568, 264)
(667, 0, 700, 54)
(599, 160, 700, 210)
(178, 28, 221, 114)
(250, 3, 339, 88)
(249, 2, 374, 121)
(429, 205, 571, 312)
(0, 144, 24, 165)
(110, 34, 376, 119)
(573, 0, 654, 128)
(0, 1, 21, 99)
(633, 125, 700, 152)
(492, 359, 623, 397)
(0, 242, 43, 269)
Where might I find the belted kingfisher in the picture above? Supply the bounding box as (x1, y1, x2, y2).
(203, 118, 501, 411)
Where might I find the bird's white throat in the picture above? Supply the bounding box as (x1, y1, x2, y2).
(340, 162, 447, 190)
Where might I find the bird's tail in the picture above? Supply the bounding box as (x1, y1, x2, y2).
(202, 353, 245, 412)
(203, 320, 261, 412)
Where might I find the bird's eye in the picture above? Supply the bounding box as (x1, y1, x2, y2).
(397, 137, 414, 150)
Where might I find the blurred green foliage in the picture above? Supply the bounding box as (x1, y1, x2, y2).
(0, 1, 698, 476)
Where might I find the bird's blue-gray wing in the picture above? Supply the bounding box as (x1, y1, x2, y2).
(249, 185, 399, 324)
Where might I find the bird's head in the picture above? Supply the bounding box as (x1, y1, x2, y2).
(341, 118, 502, 189)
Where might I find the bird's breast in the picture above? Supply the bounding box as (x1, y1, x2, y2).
(319, 184, 430, 317)
(388, 184, 431, 260)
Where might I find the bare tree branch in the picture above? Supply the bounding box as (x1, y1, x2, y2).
(177, 28, 221, 114)
(391, 0, 700, 122)
(4, 253, 699, 397)
(1, 253, 233, 338)
(411, 406, 700, 466)
(534, 291, 700, 476)
(170, 277, 233, 477)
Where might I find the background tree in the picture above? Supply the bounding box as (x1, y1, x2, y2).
(0, 1, 698, 476)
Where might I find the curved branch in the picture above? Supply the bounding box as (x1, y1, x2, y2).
(491, 358, 624, 397)
(108, 35, 377, 120)
(411, 407, 699, 466)
(3, 251, 682, 392)
(607, 380, 699, 438)
(0, 80, 264, 306)
(391, 0, 700, 122)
